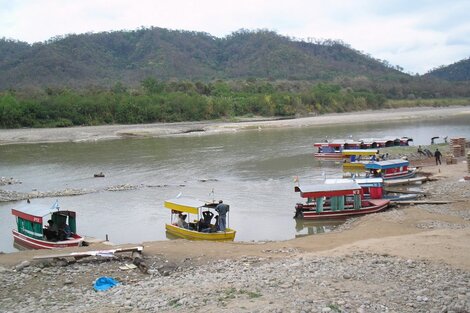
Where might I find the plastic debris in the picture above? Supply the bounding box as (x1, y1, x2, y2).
(93, 276, 119, 291)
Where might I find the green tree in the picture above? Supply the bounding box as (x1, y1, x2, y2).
(0, 93, 22, 128)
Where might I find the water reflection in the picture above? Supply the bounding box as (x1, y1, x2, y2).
(165, 231, 181, 240)
(13, 242, 30, 251)
(294, 219, 345, 238)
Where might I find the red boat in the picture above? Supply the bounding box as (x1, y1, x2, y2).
(12, 201, 84, 249)
(314, 137, 413, 160)
(294, 181, 390, 219)
(313, 140, 361, 160)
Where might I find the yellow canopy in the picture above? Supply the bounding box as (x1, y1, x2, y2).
(342, 149, 378, 156)
(164, 197, 209, 215)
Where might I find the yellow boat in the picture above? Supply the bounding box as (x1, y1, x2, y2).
(342, 149, 379, 171)
(164, 197, 236, 241)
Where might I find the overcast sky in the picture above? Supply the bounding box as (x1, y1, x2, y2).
(1, 0, 469, 74)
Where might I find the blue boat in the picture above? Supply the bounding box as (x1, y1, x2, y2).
(365, 159, 417, 180)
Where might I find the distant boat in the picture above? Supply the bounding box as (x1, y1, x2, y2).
(94, 172, 105, 178)
(313, 137, 413, 160)
(359, 137, 413, 148)
(11, 201, 84, 249)
(313, 139, 362, 160)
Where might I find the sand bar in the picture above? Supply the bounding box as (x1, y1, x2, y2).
(1, 106, 469, 145)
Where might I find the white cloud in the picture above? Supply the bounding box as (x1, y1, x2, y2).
(0, 0, 468, 74)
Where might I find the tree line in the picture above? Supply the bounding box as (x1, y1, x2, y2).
(0, 79, 390, 128)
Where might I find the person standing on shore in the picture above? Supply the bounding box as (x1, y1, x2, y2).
(434, 148, 442, 165)
(215, 200, 229, 231)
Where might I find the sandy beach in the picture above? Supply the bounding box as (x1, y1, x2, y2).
(0, 106, 469, 312)
(1, 106, 470, 145)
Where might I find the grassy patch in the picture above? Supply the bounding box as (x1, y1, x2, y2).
(168, 298, 181, 307)
(218, 287, 262, 302)
(328, 303, 343, 312)
(239, 289, 262, 299)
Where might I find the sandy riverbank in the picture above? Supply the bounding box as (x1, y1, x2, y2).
(1, 106, 470, 145)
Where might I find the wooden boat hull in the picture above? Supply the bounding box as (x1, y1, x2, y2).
(314, 152, 343, 160)
(299, 199, 390, 220)
(343, 162, 367, 171)
(165, 224, 236, 241)
(12, 230, 84, 250)
(385, 193, 419, 201)
(384, 176, 428, 186)
(383, 169, 416, 180)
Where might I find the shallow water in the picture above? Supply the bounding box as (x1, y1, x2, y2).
(1, 114, 469, 252)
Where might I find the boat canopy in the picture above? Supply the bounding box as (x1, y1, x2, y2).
(354, 177, 383, 187)
(400, 137, 413, 144)
(365, 159, 409, 170)
(295, 182, 361, 198)
(325, 177, 383, 187)
(164, 197, 214, 214)
(314, 142, 338, 148)
(314, 139, 361, 148)
(11, 201, 75, 224)
(341, 149, 379, 156)
(360, 137, 413, 147)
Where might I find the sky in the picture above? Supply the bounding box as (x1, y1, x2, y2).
(1, 0, 469, 74)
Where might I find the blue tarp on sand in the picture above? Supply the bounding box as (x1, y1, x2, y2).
(93, 276, 120, 291)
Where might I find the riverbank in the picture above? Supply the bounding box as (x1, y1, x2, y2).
(1, 159, 469, 312)
(1, 106, 470, 145)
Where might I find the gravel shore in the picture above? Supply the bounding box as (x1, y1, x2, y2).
(1, 250, 469, 313)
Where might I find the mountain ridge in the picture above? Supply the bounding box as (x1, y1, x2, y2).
(0, 27, 409, 90)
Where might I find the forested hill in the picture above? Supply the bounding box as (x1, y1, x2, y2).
(0, 28, 407, 90)
(425, 58, 470, 81)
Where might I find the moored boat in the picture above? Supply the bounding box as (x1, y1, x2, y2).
(314, 136, 413, 160)
(294, 181, 390, 219)
(365, 159, 417, 180)
(313, 140, 361, 160)
(325, 177, 384, 199)
(12, 201, 84, 249)
(325, 177, 419, 201)
(359, 137, 413, 148)
(341, 149, 380, 171)
(164, 196, 236, 241)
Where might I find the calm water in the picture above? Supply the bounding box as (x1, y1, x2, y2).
(1, 114, 469, 252)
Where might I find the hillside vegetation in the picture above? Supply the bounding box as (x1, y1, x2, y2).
(0, 27, 469, 128)
(0, 28, 409, 89)
(425, 58, 470, 81)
